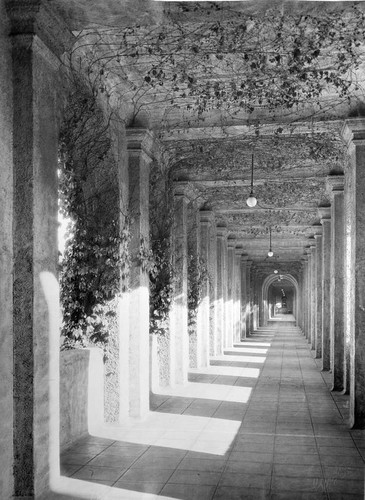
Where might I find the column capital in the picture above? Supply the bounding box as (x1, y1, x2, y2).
(127, 128, 154, 158)
(246, 259, 253, 269)
(326, 175, 344, 196)
(235, 246, 244, 257)
(318, 206, 331, 222)
(342, 118, 365, 145)
(199, 210, 215, 225)
(312, 224, 322, 236)
(6, 0, 73, 57)
(216, 225, 228, 238)
(173, 181, 201, 203)
(227, 238, 236, 249)
(241, 254, 249, 263)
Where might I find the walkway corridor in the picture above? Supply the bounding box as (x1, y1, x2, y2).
(61, 326, 365, 499)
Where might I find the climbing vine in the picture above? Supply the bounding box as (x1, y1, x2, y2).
(67, 4, 365, 126)
(59, 76, 130, 351)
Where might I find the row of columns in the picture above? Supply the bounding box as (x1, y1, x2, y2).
(166, 198, 253, 391)
(299, 118, 365, 428)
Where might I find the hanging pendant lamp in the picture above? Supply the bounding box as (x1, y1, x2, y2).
(268, 227, 274, 257)
(246, 153, 257, 208)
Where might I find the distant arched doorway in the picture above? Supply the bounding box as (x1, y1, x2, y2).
(262, 274, 299, 326)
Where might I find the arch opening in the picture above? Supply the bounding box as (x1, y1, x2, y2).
(262, 274, 299, 326)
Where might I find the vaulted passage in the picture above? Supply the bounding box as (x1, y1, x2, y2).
(60, 324, 365, 499)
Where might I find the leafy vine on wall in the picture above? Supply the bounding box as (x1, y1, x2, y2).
(59, 76, 130, 351)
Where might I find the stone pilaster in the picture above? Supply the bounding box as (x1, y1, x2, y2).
(301, 256, 309, 336)
(197, 210, 213, 368)
(234, 248, 243, 343)
(6, 3, 72, 496)
(170, 187, 190, 385)
(240, 255, 248, 339)
(226, 239, 236, 349)
(209, 222, 217, 356)
(216, 226, 227, 355)
(314, 228, 323, 358)
(187, 203, 200, 369)
(319, 207, 331, 371)
(306, 248, 312, 342)
(342, 119, 365, 426)
(327, 175, 345, 392)
(308, 243, 316, 348)
(246, 260, 253, 335)
(124, 129, 153, 418)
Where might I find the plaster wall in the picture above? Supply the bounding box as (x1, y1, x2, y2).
(0, 2, 13, 497)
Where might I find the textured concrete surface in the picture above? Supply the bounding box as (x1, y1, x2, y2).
(0, 1, 13, 498)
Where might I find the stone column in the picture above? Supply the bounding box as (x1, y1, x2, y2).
(319, 207, 331, 372)
(314, 229, 323, 358)
(327, 175, 345, 392)
(209, 222, 217, 356)
(216, 226, 227, 355)
(124, 129, 153, 418)
(187, 203, 200, 369)
(246, 260, 253, 335)
(342, 119, 365, 426)
(226, 239, 235, 349)
(234, 248, 242, 343)
(310, 241, 317, 351)
(306, 248, 312, 342)
(240, 255, 248, 339)
(197, 210, 212, 368)
(170, 187, 190, 385)
(6, 3, 71, 496)
(301, 256, 309, 336)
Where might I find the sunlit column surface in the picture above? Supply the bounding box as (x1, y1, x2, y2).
(7, 4, 70, 495)
(226, 239, 236, 349)
(246, 260, 253, 335)
(216, 226, 228, 355)
(209, 222, 218, 356)
(234, 247, 243, 342)
(326, 175, 345, 393)
(314, 228, 323, 359)
(170, 187, 190, 385)
(342, 119, 365, 427)
(319, 207, 331, 372)
(240, 255, 248, 338)
(301, 255, 309, 337)
(126, 129, 153, 417)
(197, 210, 213, 368)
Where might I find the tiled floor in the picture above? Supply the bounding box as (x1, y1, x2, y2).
(61, 325, 365, 499)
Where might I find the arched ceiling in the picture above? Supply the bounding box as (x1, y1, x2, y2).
(54, 0, 365, 267)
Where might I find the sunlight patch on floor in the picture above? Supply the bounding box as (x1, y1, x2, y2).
(189, 365, 260, 378)
(212, 354, 266, 363)
(156, 382, 252, 403)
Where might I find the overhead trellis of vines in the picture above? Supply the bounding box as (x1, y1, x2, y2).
(66, 3, 365, 126)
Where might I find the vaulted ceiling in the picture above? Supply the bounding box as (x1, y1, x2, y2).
(54, 0, 365, 265)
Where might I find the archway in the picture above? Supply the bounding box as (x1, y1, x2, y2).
(262, 274, 299, 326)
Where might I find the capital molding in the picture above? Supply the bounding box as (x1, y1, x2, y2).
(216, 225, 228, 238)
(342, 118, 365, 146)
(227, 238, 236, 249)
(126, 128, 154, 160)
(318, 206, 331, 222)
(199, 210, 214, 225)
(326, 175, 344, 196)
(6, 0, 73, 57)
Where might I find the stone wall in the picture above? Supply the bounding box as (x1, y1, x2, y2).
(60, 348, 104, 451)
(0, 1, 13, 497)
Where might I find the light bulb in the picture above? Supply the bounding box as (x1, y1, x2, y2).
(268, 250, 274, 257)
(274, 269, 278, 274)
(246, 195, 257, 208)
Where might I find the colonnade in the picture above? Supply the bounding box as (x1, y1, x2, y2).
(298, 121, 365, 428)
